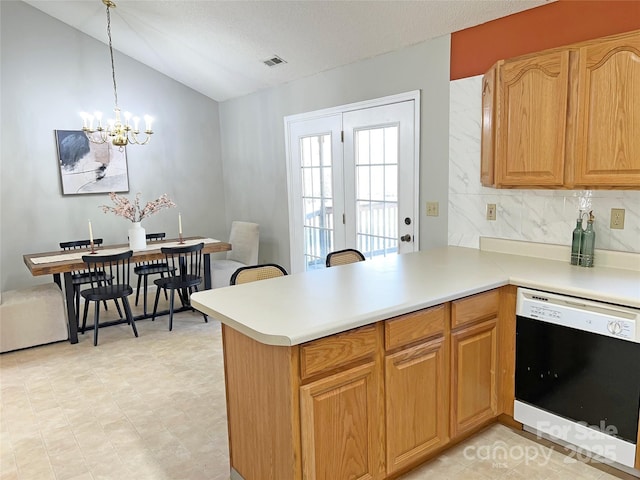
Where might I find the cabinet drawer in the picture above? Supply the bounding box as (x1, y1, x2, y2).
(451, 289, 499, 329)
(385, 304, 446, 351)
(300, 324, 377, 380)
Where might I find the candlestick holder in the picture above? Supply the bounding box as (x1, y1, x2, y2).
(178, 233, 185, 245)
(89, 241, 98, 254)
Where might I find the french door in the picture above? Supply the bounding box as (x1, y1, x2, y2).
(285, 92, 420, 273)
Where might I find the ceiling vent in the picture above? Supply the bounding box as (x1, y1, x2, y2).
(263, 55, 287, 67)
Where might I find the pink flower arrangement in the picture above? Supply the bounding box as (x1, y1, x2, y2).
(101, 192, 176, 223)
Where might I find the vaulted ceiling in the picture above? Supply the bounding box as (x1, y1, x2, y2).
(24, 0, 550, 102)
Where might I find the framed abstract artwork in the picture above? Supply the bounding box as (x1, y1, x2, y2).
(55, 130, 129, 195)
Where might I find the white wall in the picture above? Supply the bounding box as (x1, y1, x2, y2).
(0, 1, 226, 291)
(448, 75, 640, 253)
(219, 36, 451, 269)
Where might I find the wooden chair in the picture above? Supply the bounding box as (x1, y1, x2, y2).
(133, 232, 175, 315)
(80, 250, 137, 346)
(325, 248, 365, 267)
(230, 263, 288, 285)
(151, 242, 207, 331)
(60, 238, 121, 326)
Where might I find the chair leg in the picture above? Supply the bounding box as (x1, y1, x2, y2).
(74, 286, 81, 328)
(135, 274, 142, 306)
(160, 273, 169, 300)
(142, 275, 148, 316)
(151, 286, 162, 322)
(168, 289, 175, 332)
(93, 301, 100, 346)
(122, 297, 138, 338)
(113, 299, 123, 319)
(177, 288, 188, 307)
(192, 286, 207, 323)
(81, 297, 90, 334)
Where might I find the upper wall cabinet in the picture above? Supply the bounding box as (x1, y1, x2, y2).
(573, 33, 640, 186)
(481, 29, 640, 189)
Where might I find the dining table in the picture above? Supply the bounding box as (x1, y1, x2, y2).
(23, 236, 231, 344)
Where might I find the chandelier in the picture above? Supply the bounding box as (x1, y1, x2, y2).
(80, 0, 153, 147)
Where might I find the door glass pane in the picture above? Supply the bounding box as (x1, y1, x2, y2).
(354, 126, 399, 259)
(301, 134, 333, 270)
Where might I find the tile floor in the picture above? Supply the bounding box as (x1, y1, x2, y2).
(0, 298, 635, 480)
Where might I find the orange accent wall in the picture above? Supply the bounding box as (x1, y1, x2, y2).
(450, 0, 640, 80)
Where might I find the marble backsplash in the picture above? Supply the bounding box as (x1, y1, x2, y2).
(448, 75, 640, 254)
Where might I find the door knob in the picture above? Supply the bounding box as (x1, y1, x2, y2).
(400, 234, 412, 242)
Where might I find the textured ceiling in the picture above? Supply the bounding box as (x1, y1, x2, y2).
(24, 0, 551, 102)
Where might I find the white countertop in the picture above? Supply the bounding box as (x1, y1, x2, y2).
(190, 246, 640, 347)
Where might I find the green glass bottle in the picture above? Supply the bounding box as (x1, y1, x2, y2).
(580, 211, 595, 267)
(570, 214, 583, 265)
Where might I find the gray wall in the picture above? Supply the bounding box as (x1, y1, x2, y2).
(0, 1, 226, 291)
(219, 35, 451, 270)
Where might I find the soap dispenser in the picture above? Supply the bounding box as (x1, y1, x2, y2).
(570, 211, 583, 265)
(580, 211, 595, 267)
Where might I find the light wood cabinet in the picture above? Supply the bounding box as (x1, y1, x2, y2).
(494, 50, 572, 187)
(221, 287, 508, 479)
(383, 304, 449, 474)
(574, 32, 640, 186)
(300, 361, 385, 480)
(480, 62, 499, 186)
(481, 29, 640, 189)
(385, 336, 448, 474)
(450, 291, 499, 438)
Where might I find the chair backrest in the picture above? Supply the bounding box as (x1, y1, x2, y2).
(230, 263, 288, 285)
(82, 250, 132, 288)
(61, 238, 105, 275)
(137, 232, 166, 266)
(60, 238, 104, 250)
(226, 221, 259, 265)
(326, 248, 366, 267)
(161, 242, 204, 278)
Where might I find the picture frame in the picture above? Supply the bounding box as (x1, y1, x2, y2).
(55, 130, 129, 195)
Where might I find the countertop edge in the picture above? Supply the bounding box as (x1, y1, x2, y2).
(192, 247, 640, 347)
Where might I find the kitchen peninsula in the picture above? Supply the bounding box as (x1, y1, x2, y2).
(191, 244, 640, 480)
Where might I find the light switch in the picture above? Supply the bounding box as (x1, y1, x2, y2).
(426, 202, 439, 217)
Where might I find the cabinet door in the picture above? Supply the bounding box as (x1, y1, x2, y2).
(574, 31, 640, 186)
(480, 62, 499, 187)
(385, 337, 448, 475)
(300, 362, 384, 480)
(451, 319, 498, 438)
(495, 50, 572, 186)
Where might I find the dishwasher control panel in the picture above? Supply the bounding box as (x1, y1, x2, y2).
(516, 288, 639, 343)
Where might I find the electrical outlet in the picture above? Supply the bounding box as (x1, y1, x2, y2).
(426, 202, 439, 217)
(486, 203, 496, 221)
(610, 208, 625, 229)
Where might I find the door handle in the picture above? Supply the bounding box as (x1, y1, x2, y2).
(400, 234, 412, 242)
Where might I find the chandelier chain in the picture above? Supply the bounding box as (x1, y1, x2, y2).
(106, 4, 119, 108)
(80, 0, 154, 147)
